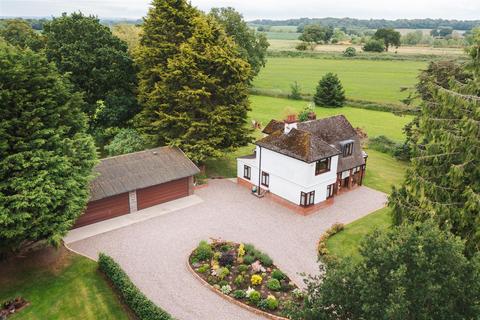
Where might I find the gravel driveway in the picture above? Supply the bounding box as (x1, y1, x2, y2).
(69, 179, 386, 320)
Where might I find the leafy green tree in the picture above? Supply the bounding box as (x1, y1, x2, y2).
(389, 46, 480, 255)
(288, 222, 480, 320)
(362, 38, 385, 52)
(43, 13, 138, 130)
(313, 73, 345, 107)
(209, 7, 269, 80)
(374, 28, 401, 51)
(105, 129, 147, 156)
(0, 19, 45, 51)
(135, 1, 252, 163)
(0, 43, 97, 253)
(299, 24, 334, 49)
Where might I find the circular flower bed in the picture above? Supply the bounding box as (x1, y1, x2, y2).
(189, 239, 304, 319)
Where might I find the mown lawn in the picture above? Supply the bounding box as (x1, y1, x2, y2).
(326, 149, 408, 261)
(0, 249, 129, 320)
(252, 57, 426, 104)
(326, 207, 393, 263)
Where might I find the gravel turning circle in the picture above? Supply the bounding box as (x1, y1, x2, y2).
(70, 179, 386, 320)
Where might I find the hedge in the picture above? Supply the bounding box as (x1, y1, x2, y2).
(98, 253, 173, 320)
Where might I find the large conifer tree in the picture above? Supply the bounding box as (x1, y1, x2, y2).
(135, 0, 252, 162)
(0, 43, 97, 253)
(389, 37, 480, 254)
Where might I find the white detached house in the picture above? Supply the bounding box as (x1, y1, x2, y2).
(237, 114, 367, 214)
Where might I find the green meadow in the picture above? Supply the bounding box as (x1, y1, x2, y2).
(253, 57, 426, 104)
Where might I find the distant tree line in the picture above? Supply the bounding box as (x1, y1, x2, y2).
(251, 17, 480, 31)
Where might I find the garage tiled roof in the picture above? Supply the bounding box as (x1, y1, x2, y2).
(89, 147, 200, 201)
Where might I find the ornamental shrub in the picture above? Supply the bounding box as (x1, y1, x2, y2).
(244, 243, 256, 255)
(248, 290, 261, 303)
(220, 284, 232, 295)
(314, 73, 346, 108)
(251, 274, 263, 286)
(271, 269, 286, 281)
(218, 280, 228, 287)
(219, 252, 235, 266)
(198, 264, 210, 273)
(234, 275, 245, 286)
(243, 255, 255, 265)
(98, 253, 172, 320)
(237, 243, 245, 258)
(238, 264, 249, 272)
(258, 253, 273, 267)
(267, 278, 281, 291)
(233, 289, 246, 299)
(266, 295, 279, 310)
(217, 267, 230, 280)
(194, 240, 213, 261)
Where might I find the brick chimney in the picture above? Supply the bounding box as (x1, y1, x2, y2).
(284, 114, 297, 134)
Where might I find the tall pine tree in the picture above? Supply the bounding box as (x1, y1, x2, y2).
(389, 38, 480, 255)
(0, 43, 97, 253)
(136, 0, 252, 162)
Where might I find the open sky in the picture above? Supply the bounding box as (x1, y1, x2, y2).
(1, 0, 479, 20)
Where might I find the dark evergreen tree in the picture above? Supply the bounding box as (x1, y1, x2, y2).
(136, 1, 252, 163)
(313, 73, 346, 107)
(389, 38, 480, 255)
(43, 13, 138, 130)
(0, 43, 97, 253)
(288, 222, 480, 320)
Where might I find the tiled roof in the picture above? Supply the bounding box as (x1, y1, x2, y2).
(256, 128, 340, 163)
(89, 147, 200, 201)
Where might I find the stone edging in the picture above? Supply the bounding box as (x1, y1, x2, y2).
(186, 260, 289, 320)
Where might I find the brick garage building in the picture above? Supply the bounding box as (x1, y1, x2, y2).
(74, 147, 199, 228)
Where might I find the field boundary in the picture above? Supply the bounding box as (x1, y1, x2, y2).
(266, 50, 467, 62)
(249, 89, 416, 114)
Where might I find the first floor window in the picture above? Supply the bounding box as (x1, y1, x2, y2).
(327, 183, 335, 199)
(342, 142, 354, 157)
(261, 171, 269, 187)
(243, 165, 251, 180)
(315, 158, 331, 175)
(300, 191, 315, 207)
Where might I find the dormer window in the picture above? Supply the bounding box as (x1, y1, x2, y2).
(315, 158, 331, 175)
(341, 140, 354, 157)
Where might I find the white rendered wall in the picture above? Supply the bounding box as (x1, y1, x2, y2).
(237, 146, 338, 205)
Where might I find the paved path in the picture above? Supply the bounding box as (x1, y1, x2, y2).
(69, 180, 387, 320)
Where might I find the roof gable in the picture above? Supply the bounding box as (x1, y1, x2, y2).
(256, 128, 340, 163)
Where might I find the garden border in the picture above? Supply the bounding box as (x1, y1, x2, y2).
(186, 259, 289, 320)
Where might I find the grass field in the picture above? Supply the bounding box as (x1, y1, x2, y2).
(253, 57, 426, 104)
(0, 248, 129, 320)
(262, 32, 301, 40)
(206, 95, 412, 178)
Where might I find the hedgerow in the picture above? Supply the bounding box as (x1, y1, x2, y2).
(98, 253, 173, 320)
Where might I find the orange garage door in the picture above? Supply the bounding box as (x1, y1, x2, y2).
(137, 178, 189, 210)
(74, 193, 130, 228)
